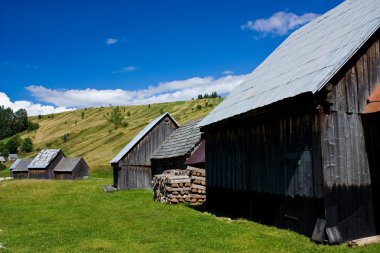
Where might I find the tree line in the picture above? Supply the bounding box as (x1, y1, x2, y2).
(0, 106, 39, 140)
(195, 91, 221, 100)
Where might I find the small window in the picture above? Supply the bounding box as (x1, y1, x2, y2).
(164, 119, 170, 125)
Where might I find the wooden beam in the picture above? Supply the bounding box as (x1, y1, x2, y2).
(348, 235, 380, 248)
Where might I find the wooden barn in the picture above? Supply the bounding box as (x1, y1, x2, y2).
(198, 0, 380, 243)
(9, 158, 33, 179)
(28, 149, 65, 179)
(151, 118, 203, 175)
(0, 156, 5, 164)
(110, 112, 178, 189)
(185, 140, 205, 169)
(53, 157, 90, 180)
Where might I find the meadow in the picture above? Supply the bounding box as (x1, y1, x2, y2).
(1, 179, 380, 252)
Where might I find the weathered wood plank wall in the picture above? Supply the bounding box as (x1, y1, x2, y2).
(119, 117, 177, 167)
(319, 31, 380, 241)
(116, 115, 177, 189)
(205, 109, 323, 198)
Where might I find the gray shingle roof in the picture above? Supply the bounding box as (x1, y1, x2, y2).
(199, 0, 380, 127)
(151, 118, 203, 159)
(10, 158, 34, 172)
(28, 149, 62, 169)
(110, 112, 179, 164)
(53, 157, 83, 172)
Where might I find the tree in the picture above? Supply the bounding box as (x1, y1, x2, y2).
(21, 138, 33, 152)
(27, 121, 39, 131)
(108, 106, 124, 130)
(5, 135, 21, 153)
(38, 115, 42, 119)
(0, 142, 8, 156)
(127, 111, 131, 117)
(81, 111, 85, 119)
(197, 94, 203, 99)
(0, 106, 29, 139)
(160, 108, 164, 114)
(62, 133, 69, 143)
(196, 104, 202, 110)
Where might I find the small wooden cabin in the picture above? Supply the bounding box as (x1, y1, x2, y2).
(10, 158, 33, 179)
(110, 112, 178, 189)
(0, 156, 5, 164)
(185, 140, 205, 169)
(53, 157, 90, 180)
(28, 149, 65, 179)
(199, 0, 380, 243)
(151, 118, 203, 175)
(8, 154, 18, 161)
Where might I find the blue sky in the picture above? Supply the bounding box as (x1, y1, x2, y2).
(0, 0, 343, 115)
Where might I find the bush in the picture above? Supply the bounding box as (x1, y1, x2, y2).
(196, 105, 202, 110)
(21, 138, 33, 152)
(62, 133, 69, 143)
(27, 121, 39, 131)
(122, 122, 128, 128)
(5, 135, 21, 154)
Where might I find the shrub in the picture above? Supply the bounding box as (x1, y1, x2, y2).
(21, 138, 33, 152)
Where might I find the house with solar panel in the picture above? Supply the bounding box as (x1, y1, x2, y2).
(198, 0, 380, 243)
(110, 112, 179, 189)
(28, 149, 65, 179)
(151, 118, 203, 175)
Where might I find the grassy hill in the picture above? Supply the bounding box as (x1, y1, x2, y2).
(7, 98, 222, 175)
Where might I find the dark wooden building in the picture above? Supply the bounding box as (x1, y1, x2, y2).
(110, 112, 178, 189)
(184, 140, 205, 169)
(28, 149, 65, 179)
(151, 118, 203, 175)
(199, 0, 380, 243)
(10, 158, 33, 179)
(53, 157, 90, 180)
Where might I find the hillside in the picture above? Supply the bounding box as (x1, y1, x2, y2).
(12, 98, 222, 174)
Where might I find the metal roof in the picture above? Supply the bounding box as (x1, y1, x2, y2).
(185, 140, 205, 165)
(110, 112, 179, 164)
(28, 149, 62, 169)
(151, 118, 203, 159)
(10, 158, 34, 172)
(53, 157, 83, 172)
(0, 156, 5, 162)
(8, 154, 18, 159)
(199, 0, 380, 127)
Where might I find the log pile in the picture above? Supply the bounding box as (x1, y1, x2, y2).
(153, 167, 206, 204)
(186, 167, 206, 204)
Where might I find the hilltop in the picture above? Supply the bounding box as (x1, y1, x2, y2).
(8, 98, 222, 175)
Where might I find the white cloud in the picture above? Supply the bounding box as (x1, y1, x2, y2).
(222, 70, 234, 75)
(105, 38, 118, 45)
(26, 74, 249, 108)
(241, 11, 319, 37)
(0, 92, 75, 116)
(112, 66, 137, 74)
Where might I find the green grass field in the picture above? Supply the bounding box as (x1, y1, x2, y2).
(3, 98, 223, 174)
(1, 179, 379, 253)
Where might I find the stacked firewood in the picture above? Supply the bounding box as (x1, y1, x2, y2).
(152, 170, 191, 204)
(152, 167, 206, 204)
(186, 166, 206, 204)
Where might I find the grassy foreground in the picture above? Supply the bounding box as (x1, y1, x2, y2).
(1, 180, 379, 252)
